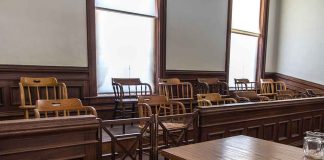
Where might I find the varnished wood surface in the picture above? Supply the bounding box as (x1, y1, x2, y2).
(0, 115, 99, 160)
(161, 135, 304, 160)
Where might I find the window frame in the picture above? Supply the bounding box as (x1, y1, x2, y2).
(226, 0, 270, 84)
(87, 0, 164, 96)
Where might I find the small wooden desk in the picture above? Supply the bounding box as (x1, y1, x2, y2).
(161, 135, 304, 160)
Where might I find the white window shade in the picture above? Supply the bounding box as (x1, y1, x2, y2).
(232, 0, 261, 33)
(96, 10, 155, 93)
(95, 0, 157, 17)
(229, 33, 258, 86)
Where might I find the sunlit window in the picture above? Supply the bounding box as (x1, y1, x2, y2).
(95, 1, 156, 94)
(229, 0, 261, 87)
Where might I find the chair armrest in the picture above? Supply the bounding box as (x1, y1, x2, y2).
(223, 98, 237, 104)
(197, 99, 212, 107)
(137, 103, 153, 117)
(258, 96, 270, 101)
(84, 106, 98, 117)
(169, 101, 187, 113)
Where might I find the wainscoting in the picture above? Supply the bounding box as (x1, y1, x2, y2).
(0, 65, 90, 120)
(265, 72, 324, 92)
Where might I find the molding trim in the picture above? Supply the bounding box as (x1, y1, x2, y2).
(0, 65, 88, 73)
(164, 70, 226, 80)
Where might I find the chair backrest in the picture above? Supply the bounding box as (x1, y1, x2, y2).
(274, 81, 287, 92)
(19, 77, 68, 106)
(197, 78, 219, 85)
(100, 116, 154, 160)
(197, 78, 229, 95)
(197, 93, 236, 106)
(235, 91, 269, 102)
(306, 89, 324, 97)
(34, 98, 97, 118)
(277, 90, 294, 100)
(260, 79, 275, 94)
(112, 78, 152, 100)
(138, 95, 186, 117)
(234, 78, 258, 92)
(158, 78, 193, 100)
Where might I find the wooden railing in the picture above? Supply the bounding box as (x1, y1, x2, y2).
(198, 97, 324, 146)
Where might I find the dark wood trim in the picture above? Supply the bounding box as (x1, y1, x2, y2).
(159, 0, 167, 78)
(265, 72, 324, 92)
(225, 0, 233, 83)
(86, 0, 97, 97)
(95, 7, 157, 18)
(257, 0, 270, 80)
(164, 70, 226, 80)
(0, 65, 88, 73)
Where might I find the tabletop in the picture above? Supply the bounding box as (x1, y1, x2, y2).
(161, 135, 305, 160)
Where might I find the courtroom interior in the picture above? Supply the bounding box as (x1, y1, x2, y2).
(1, 0, 324, 160)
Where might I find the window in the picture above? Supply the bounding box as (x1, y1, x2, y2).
(95, 0, 157, 94)
(228, 0, 268, 86)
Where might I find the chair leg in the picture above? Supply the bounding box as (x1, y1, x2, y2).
(24, 109, 29, 119)
(131, 102, 136, 118)
(113, 102, 118, 120)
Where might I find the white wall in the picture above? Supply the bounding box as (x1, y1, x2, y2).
(275, 0, 324, 84)
(0, 0, 88, 67)
(166, 0, 228, 71)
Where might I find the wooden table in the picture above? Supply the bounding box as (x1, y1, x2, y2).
(161, 135, 305, 160)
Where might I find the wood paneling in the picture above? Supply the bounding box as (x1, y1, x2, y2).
(265, 72, 324, 92)
(0, 115, 99, 160)
(0, 65, 90, 119)
(198, 97, 324, 147)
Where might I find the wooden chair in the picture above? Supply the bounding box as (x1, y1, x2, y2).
(306, 89, 324, 97)
(112, 78, 152, 119)
(158, 78, 194, 112)
(138, 95, 186, 117)
(260, 79, 277, 99)
(34, 98, 97, 118)
(234, 91, 270, 102)
(19, 77, 68, 119)
(156, 111, 198, 151)
(99, 116, 155, 160)
(277, 90, 295, 100)
(197, 93, 237, 107)
(197, 78, 229, 96)
(234, 78, 259, 92)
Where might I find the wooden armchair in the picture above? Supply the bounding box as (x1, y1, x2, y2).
(112, 78, 152, 119)
(234, 78, 259, 92)
(19, 77, 68, 119)
(34, 98, 97, 118)
(197, 93, 237, 107)
(234, 91, 270, 102)
(158, 78, 194, 112)
(276, 90, 295, 100)
(260, 79, 277, 99)
(138, 95, 186, 117)
(306, 89, 324, 97)
(197, 78, 229, 96)
(99, 116, 154, 160)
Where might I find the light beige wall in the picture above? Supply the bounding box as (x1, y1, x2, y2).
(0, 0, 88, 67)
(166, 0, 228, 71)
(274, 0, 324, 84)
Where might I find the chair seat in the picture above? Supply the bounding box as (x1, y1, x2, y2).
(162, 122, 187, 130)
(19, 105, 36, 109)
